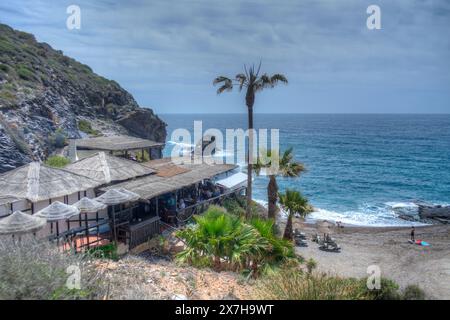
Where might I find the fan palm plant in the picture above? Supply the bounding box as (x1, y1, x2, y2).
(278, 190, 310, 240)
(254, 147, 306, 220)
(213, 63, 288, 219)
(176, 206, 295, 273)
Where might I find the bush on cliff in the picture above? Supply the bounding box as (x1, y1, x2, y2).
(45, 155, 70, 168)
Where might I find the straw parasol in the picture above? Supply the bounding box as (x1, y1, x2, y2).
(94, 189, 136, 206)
(35, 201, 80, 221)
(116, 188, 140, 202)
(94, 189, 138, 243)
(73, 197, 106, 214)
(0, 211, 46, 235)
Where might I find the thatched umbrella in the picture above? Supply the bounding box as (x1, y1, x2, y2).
(0, 211, 46, 236)
(73, 197, 106, 213)
(116, 188, 140, 202)
(73, 197, 107, 249)
(35, 201, 80, 238)
(35, 201, 80, 221)
(94, 189, 137, 243)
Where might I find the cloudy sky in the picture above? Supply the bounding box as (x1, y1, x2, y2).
(1, 0, 449, 113)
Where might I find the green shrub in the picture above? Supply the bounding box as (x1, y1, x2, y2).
(0, 237, 103, 300)
(136, 150, 150, 162)
(0, 64, 9, 72)
(256, 268, 368, 300)
(49, 129, 67, 148)
(78, 119, 100, 136)
(0, 38, 15, 54)
(45, 155, 71, 168)
(176, 207, 296, 274)
(16, 65, 35, 80)
(402, 285, 426, 300)
(0, 89, 16, 102)
(256, 268, 408, 300)
(364, 277, 401, 300)
(86, 243, 118, 261)
(305, 258, 317, 274)
(223, 197, 264, 219)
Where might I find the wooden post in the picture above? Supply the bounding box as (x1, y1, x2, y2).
(112, 206, 117, 243)
(85, 213, 90, 249)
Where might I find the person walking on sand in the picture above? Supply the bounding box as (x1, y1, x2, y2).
(410, 226, 415, 242)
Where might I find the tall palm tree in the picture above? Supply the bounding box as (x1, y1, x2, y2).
(278, 189, 310, 240)
(254, 147, 306, 220)
(213, 63, 288, 219)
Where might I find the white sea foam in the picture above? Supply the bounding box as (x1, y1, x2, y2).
(167, 140, 195, 147)
(253, 198, 430, 227)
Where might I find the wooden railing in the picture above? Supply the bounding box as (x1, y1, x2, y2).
(120, 216, 161, 249)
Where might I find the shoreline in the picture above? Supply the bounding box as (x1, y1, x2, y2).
(290, 218, 450, 299)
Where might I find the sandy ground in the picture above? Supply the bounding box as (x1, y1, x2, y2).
(95, 256, 253, 300)
(293, 220, 450, 299)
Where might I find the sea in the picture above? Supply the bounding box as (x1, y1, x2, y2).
(160, 114, 450, 227)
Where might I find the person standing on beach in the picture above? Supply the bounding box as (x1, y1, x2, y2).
(410, 226, 415, 242)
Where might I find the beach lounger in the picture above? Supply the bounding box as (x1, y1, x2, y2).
(295, 238, 308, 247)
(319, 241, 341, 252)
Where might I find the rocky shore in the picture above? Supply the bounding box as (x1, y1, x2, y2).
(397, 203, 450, 225)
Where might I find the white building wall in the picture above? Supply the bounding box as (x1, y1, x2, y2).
(0, 188, 105, 238)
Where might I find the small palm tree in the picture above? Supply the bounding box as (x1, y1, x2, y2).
(278, 189, 310, 240)
(213, 63, 288, 219)
(254, 147, 305, 220)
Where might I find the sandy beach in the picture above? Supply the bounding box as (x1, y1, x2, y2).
(292, 219, 450, 299)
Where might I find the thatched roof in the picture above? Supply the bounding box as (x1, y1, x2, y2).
(35, 201, 80, 221)
(0, 162, 100, 203)
(75, 135, 164, 151)
(65, 152, 154, 184)
(102, 159, 237, 199)
(95, 189, 137, 206)
(0, 196, 21, 206)
(0, 211, 46, 235)
(73, 197, 106, 213)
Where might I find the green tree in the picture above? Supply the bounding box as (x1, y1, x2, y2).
(254, 147, 305, 220)
(278, 190, 310, 240)
(213, 63, 288, 219)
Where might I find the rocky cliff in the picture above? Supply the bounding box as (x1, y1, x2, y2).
(0, 24, 166, 173)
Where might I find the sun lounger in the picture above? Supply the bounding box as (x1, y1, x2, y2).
(319, 241, 341, 252)
(294, 229, 306, 239)
(295, 238, 308, 247)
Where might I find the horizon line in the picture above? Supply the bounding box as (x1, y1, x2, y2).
(156, 112, 450, 115)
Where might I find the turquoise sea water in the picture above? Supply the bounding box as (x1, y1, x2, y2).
(160, 114, 450, 226)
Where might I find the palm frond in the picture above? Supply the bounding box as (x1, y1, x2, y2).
(235, 73, 247, 91)
(213, 76, 232, 85)
(270, 74, 288, 85)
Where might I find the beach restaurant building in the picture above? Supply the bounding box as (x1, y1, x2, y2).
(0, 141, 244, 251)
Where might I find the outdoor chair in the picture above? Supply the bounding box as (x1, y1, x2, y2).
(295, 238, 308, 247)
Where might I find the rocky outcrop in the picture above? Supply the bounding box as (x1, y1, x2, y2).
(117, 109, 166, 142)
(0, 24, 166, 173)
(418, 205, 450, 224)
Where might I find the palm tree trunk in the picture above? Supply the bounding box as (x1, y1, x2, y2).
(245, 102, 254, 220)
(283, 211, 294, 240)
(267, 175, 278, 220)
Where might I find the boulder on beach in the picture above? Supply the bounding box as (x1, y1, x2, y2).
(418, 205, 450, 224)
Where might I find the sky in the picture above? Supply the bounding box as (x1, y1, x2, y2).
(1, 0, 449, 114)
